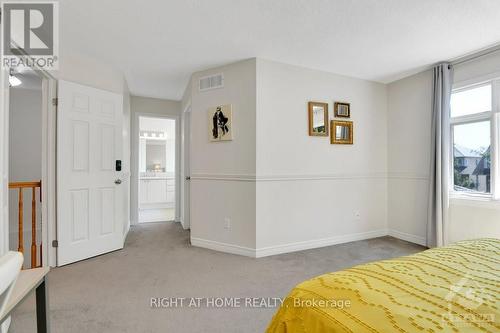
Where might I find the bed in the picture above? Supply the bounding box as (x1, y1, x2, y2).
(266, 238, 500, 333)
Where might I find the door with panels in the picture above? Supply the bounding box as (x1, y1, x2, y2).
(57, 80, 124, 266)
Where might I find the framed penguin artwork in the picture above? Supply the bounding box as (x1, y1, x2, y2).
(209, 104, 233, 142)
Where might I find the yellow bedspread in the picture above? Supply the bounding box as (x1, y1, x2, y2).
(266, 239, 500, 333)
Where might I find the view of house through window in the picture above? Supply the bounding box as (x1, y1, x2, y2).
(451, 83, 493, 194)
(452, 121, 490, 192)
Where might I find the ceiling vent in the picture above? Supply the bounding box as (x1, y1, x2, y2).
(199, 73, 224, 92)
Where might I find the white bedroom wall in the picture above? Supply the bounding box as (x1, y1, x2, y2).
(180, 79, 192, 229)
(454, 51, 500, 83)
(186, 52, 500, 257)
(189, 59, 257, 253)
(255, 59, 388, 254)
(387, 70, 432, 246)
(181, 77, 192, 112)
(387, 51, 500, 245)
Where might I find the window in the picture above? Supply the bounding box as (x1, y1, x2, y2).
(451, 85, 491, 117)
(450, 82, 496, 196)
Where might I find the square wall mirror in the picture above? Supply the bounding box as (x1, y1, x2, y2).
(331, 120, 353, 144)
(308, 102, 329, 136)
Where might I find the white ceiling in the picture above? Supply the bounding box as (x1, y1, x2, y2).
(60, 0, 500, 100)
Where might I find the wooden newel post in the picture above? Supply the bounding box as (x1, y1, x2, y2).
(31, 187, 37, 268)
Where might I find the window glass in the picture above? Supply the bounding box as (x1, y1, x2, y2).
(453, 121, 491, 193)
(451, 85, 491, 118)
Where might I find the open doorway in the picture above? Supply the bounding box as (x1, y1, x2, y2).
(138, 116, 176, 223)
(180, 107, 191, 230)
(6, 66, 57, 269)
(8, 68, 43, 269)
(1, 59, 57, 268)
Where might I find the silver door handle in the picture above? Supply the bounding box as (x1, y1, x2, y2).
(185, 176, 191, 180)
(115, 179, 122, 185)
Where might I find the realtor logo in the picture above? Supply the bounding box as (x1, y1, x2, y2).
(1, 1, 59, 69)
(442, 274, 495, 326)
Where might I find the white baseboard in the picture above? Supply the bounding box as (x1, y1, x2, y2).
(190, 237, 255, 257)
(387, 229, 426, 246)
(191, 229, 426, 258)
(179, 219, 190, 230)
(255, 229, 388, 258)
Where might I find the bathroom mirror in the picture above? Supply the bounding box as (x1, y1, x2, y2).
(146, 140, 166, 172)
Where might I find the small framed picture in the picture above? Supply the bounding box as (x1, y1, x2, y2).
(334, 102, 350, 118)
(331, 120, 353, 144)
(308, 102, 329, 136)
(209, 104, 233, 142)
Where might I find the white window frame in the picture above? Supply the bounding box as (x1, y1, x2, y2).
(450, 79, 500, 201)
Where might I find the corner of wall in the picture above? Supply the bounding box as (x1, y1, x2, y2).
(181, 76, 193, 112)
(188, 59, 258, 252)
(192, 58, 433, 257)
(386, 70, 432, 243)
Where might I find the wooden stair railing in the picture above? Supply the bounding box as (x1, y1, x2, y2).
(9, 181, 42, 269)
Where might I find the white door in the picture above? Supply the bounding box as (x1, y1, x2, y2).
(57, 80, 124, 266)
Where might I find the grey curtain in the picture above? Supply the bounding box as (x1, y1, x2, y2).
(427, 63, 454, 248)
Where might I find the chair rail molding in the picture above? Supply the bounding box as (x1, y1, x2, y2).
(190, 172, 389, 182)
(387, 172, 429, 180)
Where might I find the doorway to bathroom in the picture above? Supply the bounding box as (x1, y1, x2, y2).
(138, 116, 176, 223)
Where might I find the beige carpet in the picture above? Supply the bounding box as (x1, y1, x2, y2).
(11, 222, 424, 333)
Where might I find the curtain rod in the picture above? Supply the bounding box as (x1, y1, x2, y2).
(451, 43, 500, 66)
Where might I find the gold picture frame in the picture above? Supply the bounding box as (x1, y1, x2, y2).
(334, 102, 350, 118)
(330, 120, 353, 144)
(308, 102, 329, 136)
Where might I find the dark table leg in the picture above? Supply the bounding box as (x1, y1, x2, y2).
(35, 277, 49, 333)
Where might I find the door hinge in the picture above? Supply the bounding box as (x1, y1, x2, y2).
(52, 98, 58, 106)
(52, 240, 59, 248)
